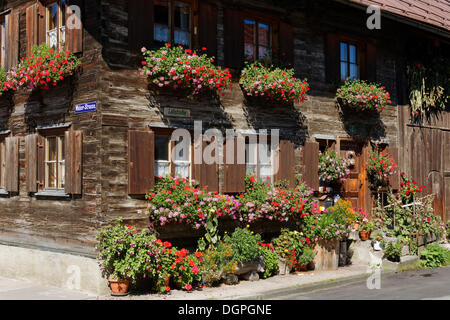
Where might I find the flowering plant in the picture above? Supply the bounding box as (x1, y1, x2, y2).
(140, 43, 232, 96)
(384, 241, 402, 262)
(303, 209, 353, 241)
(396, 173, 426, 204)
(96, 218, 159, 283)
(239, 62, 309, 104)
(199, 241, 237, 286)
(359, 219, 375, 232)
(336, 79, 391, 113)
(4, 43, 80, 92)
(318, 150, 351, 184)
(258, 242, 279, 278)
(271, 229, 310, 263)
(326, 199, 359, 225)
(171, 249, 202, 291)
(366, 149, 397, 187)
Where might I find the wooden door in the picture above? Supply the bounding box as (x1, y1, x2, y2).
(337, 139, 369, 211)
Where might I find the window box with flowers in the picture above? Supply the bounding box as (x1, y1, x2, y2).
(140, 43, 232, 97)
(239, 62, 309, 106)
(335, 79, 391, 114)
(365, 149, 398, 190)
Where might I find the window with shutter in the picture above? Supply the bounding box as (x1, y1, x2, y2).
(222, 136, 246, 193)
(44, 0, 67, 50)
(326, 33, 376, 84)
(245, 138, 274, 182)
(274, 139, 296, 189)
(6, 10, 19, 70)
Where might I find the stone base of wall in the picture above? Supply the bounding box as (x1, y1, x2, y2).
(0, 244, 109, 296)
(313, 239, 340, 271)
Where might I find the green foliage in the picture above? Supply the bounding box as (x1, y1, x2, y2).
(303, 208, 353, 241)
(365, 149, 397, 188)
(419, 244, 450, 269)
(199, 241, 237, 286)
(297, 247, 315, 266)
(96, 218, 158, 283)
(359, 220, 375, 232)
(384, 242, 402, 262)
(271, 228, 308, 260)
(336, 78, 391, 113)
(260, 246, 279, 279)
(223, 227, 262, 264)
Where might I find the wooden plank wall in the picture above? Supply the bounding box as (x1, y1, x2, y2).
(398, 105, 450, 222)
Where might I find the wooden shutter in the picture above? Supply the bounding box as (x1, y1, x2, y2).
(386, 146, 400, 190)
(223, 8, 243, 70)
(366, 41, 377, 82)
(128, 0, 154, 51)
(275, 140, 296, 189)
(325, 33, 340, 84)
(222, 137, 245, 193)
(5, 10, 19, 70)
(26, 134, 38, 193)
(5, 137, 19, 193)
(66, 0, 83, 53)
(198, 2, 217, 59)
(65, 130, 83, 194)
(279, 21, 294, 68)
(128, 130, 154, 195)
(26, 2, 46, 57)
(302, 140, 319, 190)
(192, 138, 219, 192)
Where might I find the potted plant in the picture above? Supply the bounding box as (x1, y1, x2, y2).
(272, 229, 309, 274)
(384, 242, 402, 262)
(372, 233, 384, 251)
(359, 219, 375, 240)
(296, 247, 315, 271)
(335, 79, 391, 113)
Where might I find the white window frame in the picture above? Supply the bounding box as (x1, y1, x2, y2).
(46, 0, 67, 50)
(44, 135, 65, 190)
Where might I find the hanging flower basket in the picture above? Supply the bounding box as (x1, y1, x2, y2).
(140, 43, 232, 97)
(336, 79, 391, 114)
(239, 62, 309, 106)
(365, 149, 397, 188)
(318, 150, 351, 186)
(3, 43, 81, 93)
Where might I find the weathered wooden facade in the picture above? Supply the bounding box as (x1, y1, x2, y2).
(0, 0, 448, 255)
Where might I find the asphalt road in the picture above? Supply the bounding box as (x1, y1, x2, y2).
(275, 266, 450, 300)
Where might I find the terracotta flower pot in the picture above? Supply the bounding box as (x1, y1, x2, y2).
(359, 231, 371, 241)
(109, 279, 130, 296)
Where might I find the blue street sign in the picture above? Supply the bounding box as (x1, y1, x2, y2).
(75, 101, 97, 114)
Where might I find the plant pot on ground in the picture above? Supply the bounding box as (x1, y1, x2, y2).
(108, 278, 130, 296)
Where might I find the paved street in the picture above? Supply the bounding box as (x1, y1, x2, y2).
(274, 266, 450, 300)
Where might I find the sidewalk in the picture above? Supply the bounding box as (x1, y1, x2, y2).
(0, 264, 377, 300)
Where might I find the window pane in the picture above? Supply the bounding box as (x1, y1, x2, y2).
(350, 63, 358, 80)
(174, 162, 189, 178)
(244, 20, 255, 61)
(47, 163, 56, 188)
(340, 42, 347, 62)
(349, 45, 357, 63)
(48, 3, 58, 30)
(154, 1, 169, 43)
(246, 164, 257, 175)
(60, 161, 65, 189)
(60, 136, 65, 161)
(155, 136, 169, 161)
(60, 0, 67, 26)
(258, 165, 272, 180)
(245, 143, 257, 165)
(258, 46, 270, 63)
(174, 30, 190, 46)
(155, 161, 170, 177)
(258, 143, 271, 165)
(174, 2, 190, 30)
(258, 23, 270, 47)
(340, 62, 348, 81)
(174, 139, 189, 161)
(47, 137, 57, 161)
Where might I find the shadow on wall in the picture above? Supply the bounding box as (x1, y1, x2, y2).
(243, 96, 308, 147)
(24, 77, 77, 130)
(336, 102, 386, 141)
(147, 83, 234, 131)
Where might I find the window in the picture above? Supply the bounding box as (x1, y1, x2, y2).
(245, 139, 273, 182)
(46, 0, 67, 49)
(154, 133, 191, 179)
(0, 16, 6, 69)
(244, 18, 271, 64)
(0, 139, 5, 189)
(45, 135, 65, 190)
(154, 0, 192, 47)
(340, 41, 359, 81)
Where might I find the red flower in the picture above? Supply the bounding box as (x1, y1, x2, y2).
(185, 284, 192, 291)
(166, 286, 171, 292)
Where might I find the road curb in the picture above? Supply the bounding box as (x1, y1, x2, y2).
(226, 270, 396, 300)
